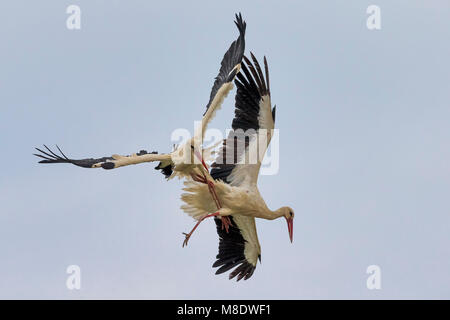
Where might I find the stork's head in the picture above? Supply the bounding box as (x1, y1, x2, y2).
(279, 206, 294, 243)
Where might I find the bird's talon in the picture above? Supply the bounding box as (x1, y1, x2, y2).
(182, 232, 191, 247)
(221, 216, 231, 233)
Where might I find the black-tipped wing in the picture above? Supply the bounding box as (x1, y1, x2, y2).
(201, 13, 246, 133)
(34, 145, 115, 169)
(213, 216, 260, 281)
(211, 53, 275, 186)
(34, 145, 171, 172)
(210, 54, 275, 281)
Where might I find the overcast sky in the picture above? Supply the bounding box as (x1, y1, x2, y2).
(1, 1, 449, 299)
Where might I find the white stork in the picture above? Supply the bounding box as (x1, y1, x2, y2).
(34, 13, 247, 228)
(34, 13, 246, 177)
(180, 54, 295, 281)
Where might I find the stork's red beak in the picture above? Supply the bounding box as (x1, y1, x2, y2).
(286, 217, 293, 243)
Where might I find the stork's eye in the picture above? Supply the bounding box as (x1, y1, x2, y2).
(289, 211, 293, 217)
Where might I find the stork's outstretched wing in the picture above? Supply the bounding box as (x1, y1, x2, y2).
(35, 14, 245, 175)
(211, 53, 275, 187)
(201, 13, 246, 135)
(34, 145, 172, 173)
(210, 53, 274, 281)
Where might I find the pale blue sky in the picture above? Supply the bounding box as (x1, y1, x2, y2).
(1, 1, 449, 299)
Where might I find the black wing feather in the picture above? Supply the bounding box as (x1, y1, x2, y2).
(34, 145, 158, 171)
(34, 145, 115, 169)
(210, 53, 272, 183)
(203, 13, 246, 116)
(212, 216, 256, 281)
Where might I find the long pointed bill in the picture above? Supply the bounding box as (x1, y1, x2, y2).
(286, 217, 293, 243)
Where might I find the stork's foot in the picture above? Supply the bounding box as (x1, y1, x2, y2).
(181, 211, 221, 248)
(221, 216, 232, 233)
(191, 173, 207, 184)
(182, 232, 192, 247)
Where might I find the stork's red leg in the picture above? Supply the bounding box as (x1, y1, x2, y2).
(190, 170, 229, 234)
(191, 146, 209, 171)
(191, 172, 207, 184)
(191, 173, 220, 209)
(203, 178, 229, 231)
(182, 211, 221, 247)
(207, 180, 222, 209)
(190, 148, 229, 233)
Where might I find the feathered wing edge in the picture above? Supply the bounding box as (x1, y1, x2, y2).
(210, 53, 274, 184)
(212, 216, 261, 281)
(34, 145, 117, 169)
(200, 13, 246, 135)
(34, 145, 173, 177)
(203, 13, 246, 115)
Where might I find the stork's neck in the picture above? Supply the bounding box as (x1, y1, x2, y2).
(257, 207, 285, 220)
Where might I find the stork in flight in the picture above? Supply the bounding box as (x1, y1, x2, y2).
(34, 14, 295, 281)
(180, 53, 294, 281)
(34, 13, 247, 230)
